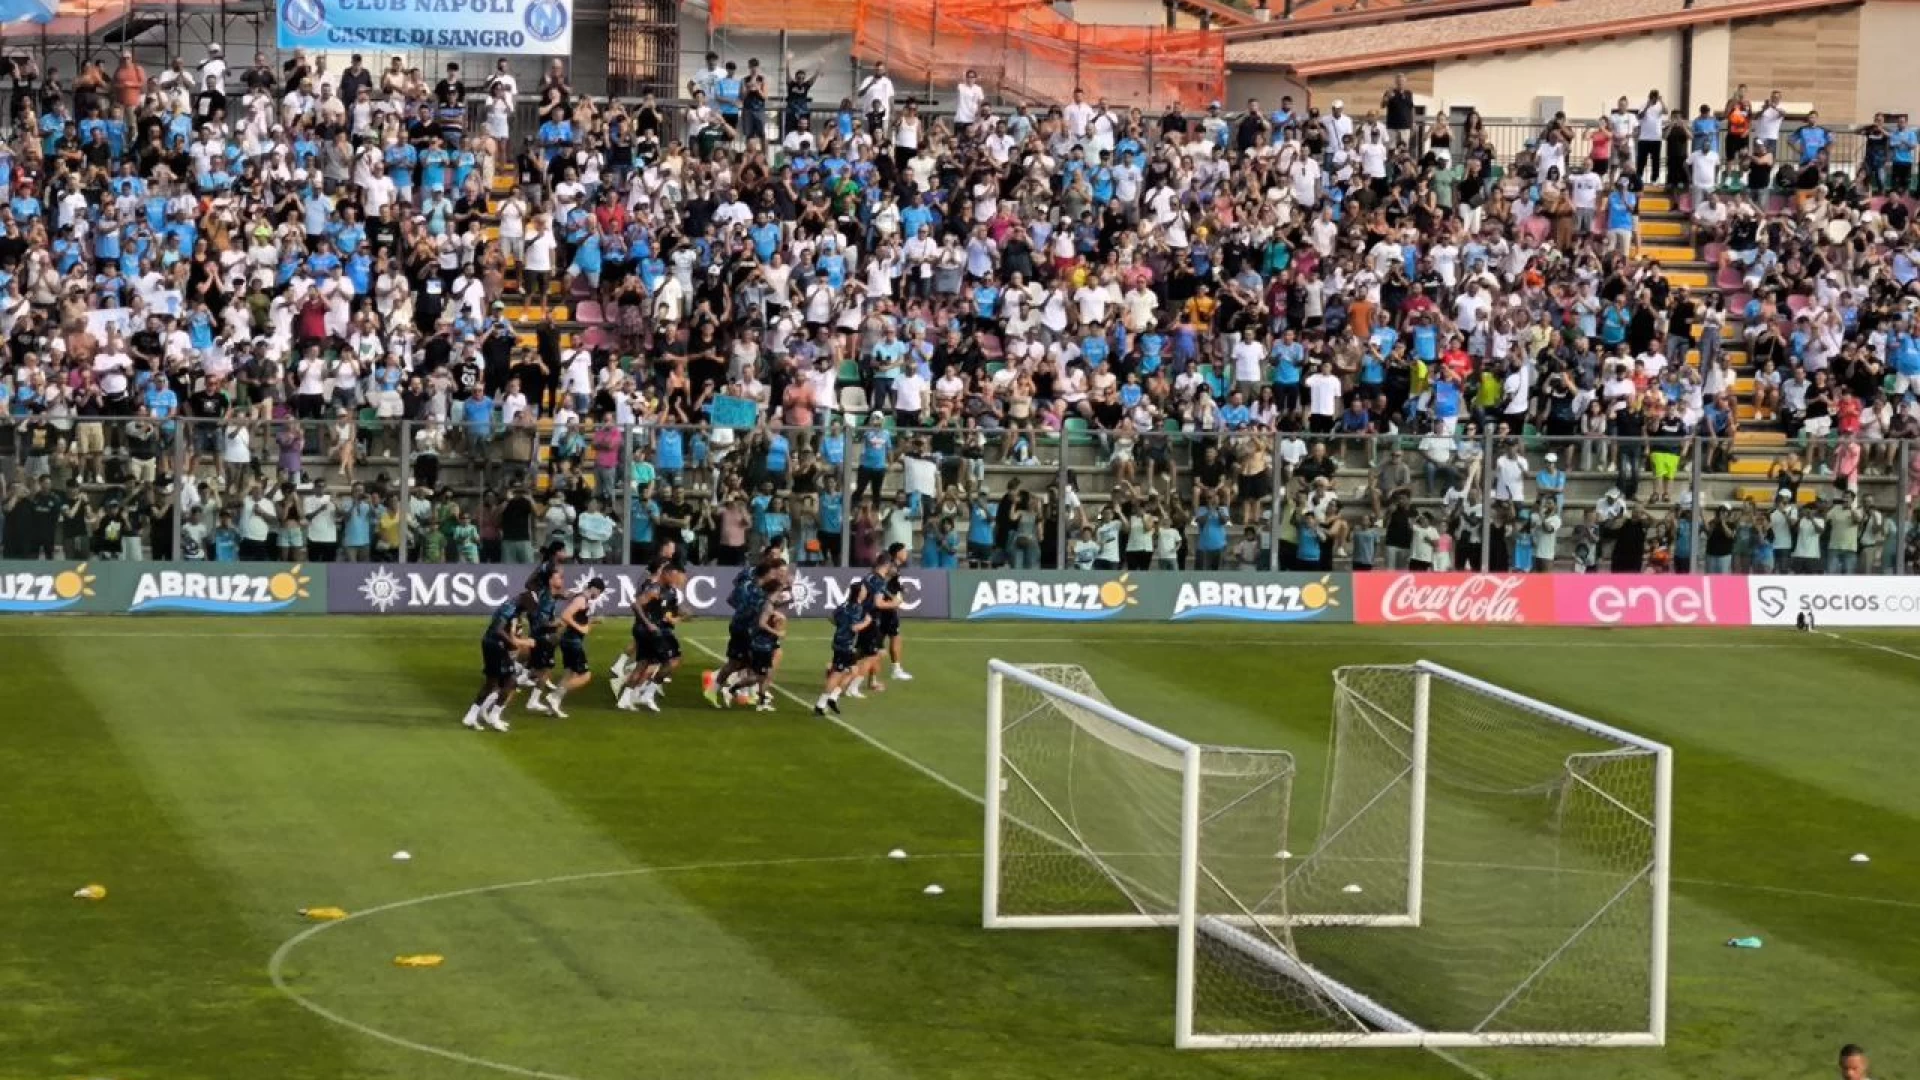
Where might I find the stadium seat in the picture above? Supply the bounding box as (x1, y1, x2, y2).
(575, 300, 605, 325)
(839, 386, 870, 422)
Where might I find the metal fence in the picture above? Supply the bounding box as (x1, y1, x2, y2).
(2, 416, 1912, 576)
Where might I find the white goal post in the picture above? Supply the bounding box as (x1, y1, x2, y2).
(983, 659, 1672, 1051)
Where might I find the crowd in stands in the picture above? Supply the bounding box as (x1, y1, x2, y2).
(0, 44, 1917, 574)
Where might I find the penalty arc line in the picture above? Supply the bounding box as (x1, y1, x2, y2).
(268, 852, 977, 1080)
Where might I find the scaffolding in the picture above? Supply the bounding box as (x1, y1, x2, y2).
(0, 0, 267, 84)
(711, 0, 1224, 112)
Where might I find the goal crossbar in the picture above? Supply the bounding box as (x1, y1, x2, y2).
(983, 659, 1672, 1051)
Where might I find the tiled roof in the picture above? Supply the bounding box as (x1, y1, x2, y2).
(1227, 0, 1851, 74)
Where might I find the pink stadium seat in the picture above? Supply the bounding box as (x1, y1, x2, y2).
(575, 300, 605, 325)
(582, 326, 614, 351)
(1701, 242, 1726, 264)
(1716, 264, 1745, 290)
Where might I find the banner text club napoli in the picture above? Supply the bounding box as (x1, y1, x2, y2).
(278, 0, 573, 55)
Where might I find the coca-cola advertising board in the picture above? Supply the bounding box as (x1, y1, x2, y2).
(1352, 573, 1555, 625)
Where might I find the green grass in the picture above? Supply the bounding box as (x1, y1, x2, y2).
(3, 616, 1918, 1079)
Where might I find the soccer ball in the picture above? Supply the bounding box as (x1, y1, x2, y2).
(733, 690, 757, 706)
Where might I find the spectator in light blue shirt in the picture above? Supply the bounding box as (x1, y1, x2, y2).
(1690, 105, 1719, 154)
(1793, 114, 1830, 165)
(1193, 497, 1230, 569)
(460, 388, 495, 446)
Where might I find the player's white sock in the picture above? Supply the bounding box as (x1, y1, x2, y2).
(616, 686, 634, 710)
(828, 687, 843, 702)
(462, 703, 484, 729)
(815, 693, 828, 709)
(846, 682, 865, 698)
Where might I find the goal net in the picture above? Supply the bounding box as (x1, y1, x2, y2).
(983, 659, 1671, 1050)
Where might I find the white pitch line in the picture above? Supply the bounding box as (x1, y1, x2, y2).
(269, 852, 974, 1080)
(681, 638, 1501, 1080)
(683, 638, 981, 803)
(1816, 629, 1920, 664)
(0, 625, 1859, 652)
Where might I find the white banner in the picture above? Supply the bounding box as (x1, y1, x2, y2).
(277, 0, 573, 56)
(1747, 576, 1920, 627)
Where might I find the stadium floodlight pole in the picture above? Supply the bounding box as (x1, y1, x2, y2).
(839, 438, 855, 568)
(1267, 436, 1284, 569)
(171, 421, 187, 561)
(398, 421, 413, 564)
(1889, 438, 1904, 576)
(1267, 433, 1283, 572)
(619, 425, 635, 566)
(1056, 444, 1070, 568)
(1689, 434, 1703, 572)
(1479, 426, 1494, 570)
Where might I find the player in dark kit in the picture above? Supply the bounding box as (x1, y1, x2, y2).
(611, 538, 679, 684)
(849, 553, 900, 698)
(616, 562, 687, 713)
(815, 579, 870, 717)
(873, 542, 913, 686)
(524, 566, 566, 715)
(543, 576, 606, 718)
(465, 589, 534, 731)
(509, 542, 568, 689)
(705, 553, 787, 708)
(745, 590, 788, 713)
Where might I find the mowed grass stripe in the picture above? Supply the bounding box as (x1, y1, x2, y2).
(669, 623, 1920, 1080)
(46, 627, 913, 1080)
(11, 616, 1920, 1080)
(0, 634, 359, 1080)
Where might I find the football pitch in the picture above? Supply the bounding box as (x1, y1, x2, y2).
(4, 616, 1919, 1080)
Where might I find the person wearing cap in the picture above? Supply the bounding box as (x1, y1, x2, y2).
(1535, 452, 1567, 513)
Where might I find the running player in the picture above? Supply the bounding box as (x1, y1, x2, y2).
(518, 540, 569, 687)
(745, 590, 788, 713)
(610, 538, 678, 683)
(465, 589, 534, 731)
(524, 566, 565, 714)
(847, 554, 898, 698)
(874, 542, 913, 686)
(705, 554, 786, 707)
(617, 562, 686, 713)
(815, 579, 869, 717)
(545, 576, 607, 718)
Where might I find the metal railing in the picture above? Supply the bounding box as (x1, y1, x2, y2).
(2, 416, 1911, 576)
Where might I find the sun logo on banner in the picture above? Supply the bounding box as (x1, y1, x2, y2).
(1096, 574, 1140, 612)
(268, 566, 312, 603)
(52, 563, 98, 602)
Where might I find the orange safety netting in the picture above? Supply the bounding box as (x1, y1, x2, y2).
(708, 0, 858, 33)
(714, 0, 1223, 112)
(853, 0, 1223, 113)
